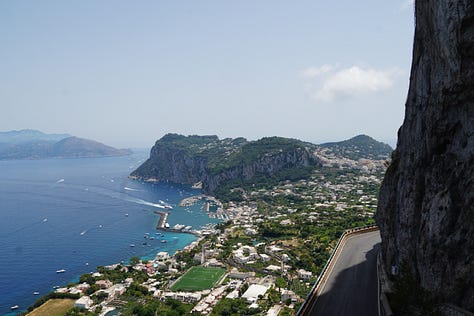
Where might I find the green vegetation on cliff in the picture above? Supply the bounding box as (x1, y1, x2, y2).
(320, 134, 392, 160)
(131, 134, 319, 197)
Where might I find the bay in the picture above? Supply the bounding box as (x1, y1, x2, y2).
(0, 150, 218, 315)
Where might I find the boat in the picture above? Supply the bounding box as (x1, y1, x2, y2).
(125, 213, 129, 217)
(56, 269, 66, 273)
(33, 291, 39, 295)
(161, 240, 167, 243)
(130, 244, 135, 247)
(11, 305, 19, 310)
(53, 285, 60, 289)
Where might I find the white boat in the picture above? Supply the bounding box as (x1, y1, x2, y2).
(11, 305, 19, 310)
(130, 244, 135, 247)
(56, 269, 66, 273)
(33, 291, 39, 295)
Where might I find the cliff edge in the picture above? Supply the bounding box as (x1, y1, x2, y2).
(376, 1, 474, 311)
(130, 134, 319, 197)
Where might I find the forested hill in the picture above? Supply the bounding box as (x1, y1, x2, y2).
(320, 134, 392, 160)
(130, 134, 319, 197)
(131, 133, 392, 198)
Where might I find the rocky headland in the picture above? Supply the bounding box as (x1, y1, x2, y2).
(131, 133, 391, 199)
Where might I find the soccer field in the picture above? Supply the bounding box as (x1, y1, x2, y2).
(170, 266, 226, 291)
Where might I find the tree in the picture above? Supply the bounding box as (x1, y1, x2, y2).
(129, 256, 140, 266)
(275, 277, 286, 293)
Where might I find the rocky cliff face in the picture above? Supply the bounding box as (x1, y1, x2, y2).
(131, 141, 208, 184)
(376, 1, 474, 311)
(130, 134, 319, 196)
(201, 147, 314, 193)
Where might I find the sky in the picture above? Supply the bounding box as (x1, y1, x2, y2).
(0, 1, 415, 148)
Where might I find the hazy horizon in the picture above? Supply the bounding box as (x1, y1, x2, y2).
(1, 1, 414, 148)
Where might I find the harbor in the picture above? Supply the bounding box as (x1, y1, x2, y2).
(154, 210, 200, 236)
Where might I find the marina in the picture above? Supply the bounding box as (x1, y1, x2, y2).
(154, 210, 199, 236)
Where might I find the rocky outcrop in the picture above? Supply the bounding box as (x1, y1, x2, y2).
(376, 1, 474, 311)
(201, 147, 315, 193)
(130, 134, 319, 195)
(131, 141, 208, 184)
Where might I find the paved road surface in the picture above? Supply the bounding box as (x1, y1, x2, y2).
(306, 230, 381, 316)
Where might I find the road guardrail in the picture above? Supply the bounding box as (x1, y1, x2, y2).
(297, 225, 379, 316)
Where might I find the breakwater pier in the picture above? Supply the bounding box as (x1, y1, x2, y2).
(153, 210, 199, 236)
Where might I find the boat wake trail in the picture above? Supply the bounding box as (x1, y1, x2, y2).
(124, 187, 140, 192)
(124, 197, 169, 209)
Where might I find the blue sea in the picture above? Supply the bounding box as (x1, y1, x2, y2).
(0, 150, 219, 315)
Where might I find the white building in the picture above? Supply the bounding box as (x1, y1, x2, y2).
(241, 284, 268, 303)
(155, 251, 170, 261)
(74, 296, 93, 309)
(260, 254, 271, 262)
(297, 269, 313, 280)
(281, 289, 299, 302)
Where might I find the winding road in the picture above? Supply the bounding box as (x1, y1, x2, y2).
(305, 230, 381, 316)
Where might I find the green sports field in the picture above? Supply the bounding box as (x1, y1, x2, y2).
(170, 266, 226, 291)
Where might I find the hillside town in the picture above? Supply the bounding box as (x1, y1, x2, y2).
(24, 147, 388, 316)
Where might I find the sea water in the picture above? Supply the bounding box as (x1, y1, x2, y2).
(0, 150, 219, 315)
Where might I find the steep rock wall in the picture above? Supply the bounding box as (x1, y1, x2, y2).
(131, 144, 208, 184)
(376, 1, 474, 310)
(202, 147, 314, 193)
(131, 138, 318, 195)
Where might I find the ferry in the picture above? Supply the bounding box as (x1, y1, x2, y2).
(11, 305, 19, 310)
(56, 269, 66, 273)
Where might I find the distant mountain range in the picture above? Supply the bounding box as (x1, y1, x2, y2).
(0, 129, 131, 160)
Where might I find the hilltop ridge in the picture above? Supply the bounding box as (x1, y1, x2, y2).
(131, 133, 391, 199)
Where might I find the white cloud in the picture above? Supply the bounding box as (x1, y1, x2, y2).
(301, 64, 401, 102)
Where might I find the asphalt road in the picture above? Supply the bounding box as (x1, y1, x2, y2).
(306, 230, 381, 316)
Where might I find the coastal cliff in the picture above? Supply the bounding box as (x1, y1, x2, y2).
(130, 134, 320, 196)
(376, 1, 474, 311)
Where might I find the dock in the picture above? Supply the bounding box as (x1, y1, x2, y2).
(154, 210, 169, 228)
(153, 211, 199, 236)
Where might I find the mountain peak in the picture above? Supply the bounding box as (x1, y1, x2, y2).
(319, 134, 392, 161)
